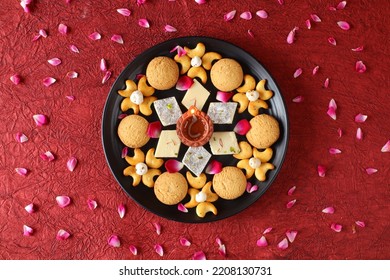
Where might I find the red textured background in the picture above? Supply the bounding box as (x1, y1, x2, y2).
(0, 0, 389, 260)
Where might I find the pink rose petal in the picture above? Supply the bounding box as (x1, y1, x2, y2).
(286, 199, 296, 209)
(293, 68, 302, 78)
(178, 203, 188, 213)
(20, 1, 30, 13)
(10, 74, 21, 85)
(263, 227, 273, 234)
(48, 58, 62, 66)
(33, 114, 49, 126)
(247, 29, 254, 38)
(240, 11, 252, 20)
(277, 238, 289, 250)
(324, 77, 330, 88)
(56, 196, 71, 208)
(65, 95, 75, 101)
(312, 65, 319, 75)
(246, 182, 258, 193)
(195, 0, 206, 4)
(381, 140, 390, 152)
(147, 121, 162, 138)
(58, 23, 68, 35)
(365, 168, 378, 175)
(327, 98, 337, 120)
(40, 151, 55, 161)
(329, 148, 342, 154)
(69, 44, 80, 53)
(310, 14, 322, 22)
(277, 0, 284, 4)
(15, 132, 28, 143)
(23, 225, 33, 236)
(56, 229, 71, 240)
(256, 236, 268, 247)
(170, 45, 187, 57)
(286, 230, 298, 243)
(165, 159, 184, 173)
(355, 221, 365, 228)
(38, 29, 48, 38)
(121, 147, 128, 159)
(205, 160, 222, 175)
(164, 24, 177, 32)
(180, 237, 191, 246)
(337, 1, 347, 10)
(322, 206, 335, 214)
(356, 127, 363, 140)
(192, 251, 206, 260)
(331, 223, 342, 232)
(66, 71, 78, 78)
(355, 61, 366, 73)
(102, 71, 112, 84)
(87, 199, 98, 210)
(256, 10, 268, 19)
(108, 234, 120, 247)
(215, 237, 222, 246)
(89, 32, 101, 41)
(118, 203, 126, 219)
(317, 165, 326, 177)
(292, 95, 304, 103)
(218, 244, 226, 256)
(153, 222, 161, 235)
(15, 167, 28, 176)
(328, 37, 337, 46)
(216, 91, 234, 103)
(305, 19, 311, 29)
(111, 34, 124, 44)
(176, 76, 194, 91)
(354, 113, 368, 123)
(100, 58, 107, 72)
(352, 46, 364, 52)
(25, 203, 35, 213)
(224, 10, 236, 22)
(337, 128, 343, 138)
(118, 113, 127, 120)
(43, 77, 56, 87)
(137, 0, 146, 6)
(287, 186, 296, 196)
(117, 8, 131, 17)
(138, 19, 150, 28)
(129, 245, 138, 255)
(154, 244, 164, 257)
(234, 119, 251, 135)
(67, 156, 78, 172)
(337, 21, 350, 30)
(287, 27, 299, 44)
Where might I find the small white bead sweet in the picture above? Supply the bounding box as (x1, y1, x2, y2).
(135, 162, 148, 175)
(195, 191, 207, 203)
(191, 56, 202, 67)
(130, 90, 144, 105)
(249, 157, 261, 169)
(246, 90, 260, 102)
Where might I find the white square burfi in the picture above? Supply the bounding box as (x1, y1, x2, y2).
(155, 130, 181, 158)
(209, 132, 240, 155)
(181, 79, 210, 111)
(153, 97, 182, 126)
(182, 146, 211, 177)
(207, 102, 237, 124)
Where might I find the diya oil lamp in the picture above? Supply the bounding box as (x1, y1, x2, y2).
(176, 105, 214, 147)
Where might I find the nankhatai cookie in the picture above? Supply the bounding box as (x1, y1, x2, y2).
(154, 172, 188, 205)
(210, 58, 243, 92)
(146, 56, 179, 90)
(212, 166, 246, 200)
(246, 114, 280, 149)
(117, 115, 150, 148)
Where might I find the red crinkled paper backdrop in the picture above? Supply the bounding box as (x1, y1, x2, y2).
(0, 0, 389, 260)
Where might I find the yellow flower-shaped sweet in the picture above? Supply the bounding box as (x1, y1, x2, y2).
(123, 148, 163, 187)
(233, 76, 273, 116)
(118, 76, 156, 116)
(233, 141, 275, 182)
(184, 172, 219, 218)
(174, 42, 222, 84)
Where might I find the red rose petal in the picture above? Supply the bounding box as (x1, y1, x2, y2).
(286, 199, 296, 209)
(180, 237, 191, 246)
(216, 91, 234, 103)
(205, 160, 222, 175)
(118, 203, 126, 218)
(355, 61, 367, 73)
(317, 165, 326, 177)
(192, 251, 206, 260)
(33, 114, 49, 126)
(256, 236, 268, 247)
(176, 76, 194, 91)
(331, 223, 342, 232)
(328, 37, 337, 46)
(108, 234, 121, 247)
(178, 203, 188, 213)
(234, 119, 251, 135)
(165, 159, 183, 173)
(138, 18, 150, 28)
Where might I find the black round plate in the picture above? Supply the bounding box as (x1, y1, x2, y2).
(102, 36, 289, 223)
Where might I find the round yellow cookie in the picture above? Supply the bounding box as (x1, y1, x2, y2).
(146, 56, 179, 90)
(210, 58, 243, 92)
(154, 172, 188, 205)
(246, 114, 280, 149)
(117, 115, 150, 148)
(212, 167, 246, 200)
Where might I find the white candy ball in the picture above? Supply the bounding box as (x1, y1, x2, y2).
(246, 90, 260, 102)
(195, 191, 207, 203)
(135, 162, 148, 175)
(130, 90, 144, 105)
(249, 157, 261, 169)
(191, 56, 202, 67)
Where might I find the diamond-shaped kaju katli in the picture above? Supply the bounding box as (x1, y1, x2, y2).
(233, 141, 275, 181)
(123, 148, 163, 187)
(118, 76, 156, 116)
(174, 42, 221, 84)
(232, 75, 273, 116)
